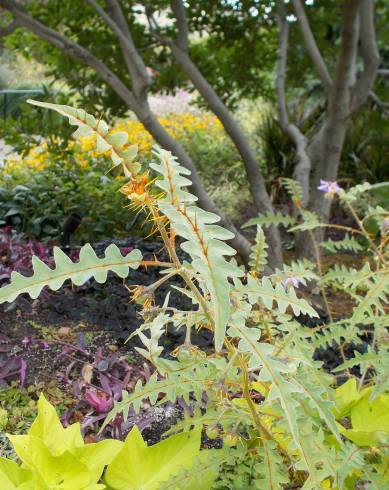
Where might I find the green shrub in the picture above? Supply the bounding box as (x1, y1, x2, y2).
(0, 151, 146, 243)
(0, 394, 202, 489)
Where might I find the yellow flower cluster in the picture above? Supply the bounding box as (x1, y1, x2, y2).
(5, 113, 224, 173)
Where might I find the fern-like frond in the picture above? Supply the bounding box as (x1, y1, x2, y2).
(150, 148, 243, 351)
(321, 234, 364, 254)
(307, 321, 359, 351)
(321, 263, 366, 289)
(281, 177, 303, 207)
(104, 356, 232, 426)
(228, 323, 318, 475)
(339, 182, 373, 203)
(237, 275, 318, 317)
(27, 100, 140, 177)
(288, 210, 320, 232)
(0, 244, 142, 303)
(334, 442, 365, 488)
(272, 259, 319, 286)
(332, 348, 383, 373)
(255, 441, 288, 489)
(249, 225, 268, 274)
(242, 212, 296, 229)
(158, 450, 234, 490)
(294, 368, 340, 441)
(351, 274, 389, 322)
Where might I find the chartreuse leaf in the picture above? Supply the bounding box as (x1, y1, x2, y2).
(104, 425, 201, 490)
(333, 378, 371, 418)
(0, 458, 33, 489)
(23, 437, 92, 489)
(150, 148, 243, 351)
(0, 244, 142, 303)
(7, 395, 121, 488)
(27, 100, 140, 177)
(341, 393, 389, 446)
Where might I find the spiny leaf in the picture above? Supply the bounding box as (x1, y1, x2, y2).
(256, 440, 288, 489)
(272, 259, 319, 287)
(243, 212, 296, 229)
(150, 147, 243, 352)
(351, 274, 389, 322)
(27, 100, 140, 177)
(157, 450, 225, 490)
(288, 210, 320, 232)
(249, 225, 268, 274)
(0, 244, 142, 303)
(103, 357, 230, 427)
(321, 234, 364, 254)
(281, 177, 303, 207)
(239, 275, 318, 317)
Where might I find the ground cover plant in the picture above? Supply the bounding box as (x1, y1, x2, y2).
(0, 101, 388, 488)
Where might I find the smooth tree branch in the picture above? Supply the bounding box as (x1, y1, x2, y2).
(276, 0, 311, 208)
(351, 0, 380, 112)
(291, 0, 332, 93)
(170, 0, 188, 51)
(86, 0, 151, 96)
(309, 0, 361, 215)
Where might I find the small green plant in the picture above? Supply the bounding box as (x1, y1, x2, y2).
(0, 100, 388, 489)
(0, 394, 202, 489)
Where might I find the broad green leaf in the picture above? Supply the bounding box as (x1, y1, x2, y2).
(28, 394, 83, 455)
(8, 395, 122, 486)
(333, 379, 371, 418)
(105, 426, 201, 490)
(75, 440, 123, 483)
(351, 394, 389, 434)
(0, 458, 33, 489)
(0, 244, 142, 303)
(26, 437, 93, 489)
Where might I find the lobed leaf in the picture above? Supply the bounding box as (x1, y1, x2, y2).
(0, 244, 142, 303)
(27, 100, 140, 177)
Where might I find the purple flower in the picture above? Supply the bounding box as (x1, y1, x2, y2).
(22, 336, 31, 348)
(317, 180, 342, 195)
(283, 277, 303, 289)
(84, 389, 113, 414)
(41, 341, 49, 350)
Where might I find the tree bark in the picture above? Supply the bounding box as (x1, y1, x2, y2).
(276, 0, 311, 208)
(295, 0, 362, 260)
